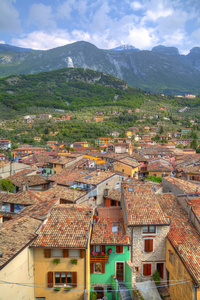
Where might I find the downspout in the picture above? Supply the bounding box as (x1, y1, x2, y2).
(194, 284, 197, 300)
(84, 249, 86, 293)
(131, 228, 133, 263)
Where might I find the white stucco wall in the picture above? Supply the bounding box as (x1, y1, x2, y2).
(0, 247, 35, 300)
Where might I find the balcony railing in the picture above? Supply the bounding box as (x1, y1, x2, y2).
(90, 254, 109, 263)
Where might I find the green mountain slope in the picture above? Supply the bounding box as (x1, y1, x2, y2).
(0, 67, 200, 118)
(0, 41, 200, 94)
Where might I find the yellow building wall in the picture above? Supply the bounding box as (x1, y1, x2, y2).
(53, 164, 64, 174)
(0, 247, 35, 300)
(114, 162, 139, 179)
(84, 155, 105, 164)
(149, 171, 171, 177)
(34, 248, 86, 300)
(166, 239, 200, 300)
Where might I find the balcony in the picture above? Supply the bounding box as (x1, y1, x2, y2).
(90, 254, 109, 263)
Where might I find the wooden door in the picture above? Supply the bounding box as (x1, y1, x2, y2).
(94, 287, 104, 299)
(157, 263, 164, 279)
(116, 262, 124, 281)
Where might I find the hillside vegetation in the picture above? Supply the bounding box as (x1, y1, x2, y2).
(0, 67, 200, 119)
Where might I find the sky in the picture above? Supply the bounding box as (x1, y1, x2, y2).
(0, 0, 200, 54)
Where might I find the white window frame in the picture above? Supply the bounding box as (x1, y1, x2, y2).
(142, 225, 157, 235)
(51, 249, 63, 257)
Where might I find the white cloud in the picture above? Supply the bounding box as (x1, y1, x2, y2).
(29, 3, 57, 30)
(0, 0, 21, 32)
(130, 1, 144, 10)
(56, 0, 75, 19)
(12, 30, 73, 50)
(0, 41, 5, 44)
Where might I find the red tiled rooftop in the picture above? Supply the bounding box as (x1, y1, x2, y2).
(123, 184, 168, 226)
(91, 207, 130, 245)
(31, 205, 93, 248)
(157, 193, 200, 285)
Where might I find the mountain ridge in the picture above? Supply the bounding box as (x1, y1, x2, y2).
(0, 41, 200, 95)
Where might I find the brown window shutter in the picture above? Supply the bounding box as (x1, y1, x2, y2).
(119, 246, 123, 253)
(90, 263, 94, 274)
(80, 249, 84, 258)
(101, 263, 105, 273)
(63, 249, 69, 257)
(47, 271, 53, 287)
(148, 264, 151, 275)
(90, 245, 94, 252)
(149, 240, 153, 252)
(105, 198, 111, 207)
(145, 240, 153, 252)
(116, 246, 120, 253)
(143, 264, 147, 276)
(10, 203, 14, 213)
(72, 272, 77, 287)
(44, 249, 51, 258)
(102, 245, 105, 253)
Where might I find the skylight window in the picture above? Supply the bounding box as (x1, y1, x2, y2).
(127, 179, 131, 182)
(128, 187, 133, 192)
(85, 175, 92, 179)
(112, 226, 118, 233)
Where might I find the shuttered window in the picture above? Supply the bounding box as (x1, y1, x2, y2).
(144, 239, 153, 252)
(116, 246, 123, 253)
(44, 249, 51, 258)
(54, 272, 77, 287)
(63, 249, 69, 257)
(47, 271, 53, 287)
(80, 249, 84, 258)
(143, 264, 151, 276)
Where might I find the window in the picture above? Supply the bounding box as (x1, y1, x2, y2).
(142, 226, 156, 234)
(53, 272, 77, 287)
(112, 226, 118, 233)
(169, 252, 174, 265)
(143, 264, 151, 276)
(69, 249, 80, 257)
(95, 262, 102, 273)
(144, 239, 153, 252)
(116, 246, 123, 253)
(52, 249, 63, 257)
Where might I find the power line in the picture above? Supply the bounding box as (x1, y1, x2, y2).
(0, 279, 191, 292)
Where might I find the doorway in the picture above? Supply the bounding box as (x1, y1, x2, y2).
(116, 262, 124, 281)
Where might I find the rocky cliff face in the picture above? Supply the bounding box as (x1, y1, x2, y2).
(0, 42, 200, 94)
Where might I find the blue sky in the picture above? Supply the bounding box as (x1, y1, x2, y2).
(0, 0, 200, 54)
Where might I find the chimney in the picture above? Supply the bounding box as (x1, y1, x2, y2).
(177, 241, 182, 251)
(21, 180, 26, 192)
(96, 170, 100, 176)
(0, 214, 3, 223)
(166, 215, 170, 223)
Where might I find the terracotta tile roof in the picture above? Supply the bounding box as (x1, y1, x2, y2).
(182, 164, 200, 175)
(123, 184, 168, 226)
(164, 177, 200, 194)
(187, 197, 200, 221)
(116, 157, 140, 168)
(91, 207, 130, 245)
(49, 169, 90, 186)
(1, 190, 45, 205)
(105, 190, 122, 202)
(157, 193, 200, 285)
(147, 162, 173, 172)
(31, 205, 93, 248)
(31, 185, 86, 203)
(76, 170, 116, 185)
(0, 216, 42, 269)
(48, 156, 75, 165)
(8, 174, 48, 188)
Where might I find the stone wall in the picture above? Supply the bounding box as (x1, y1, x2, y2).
(131, 225, 169, 282)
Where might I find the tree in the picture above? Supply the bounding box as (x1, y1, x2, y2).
(190, 139, 198, 149)
(0, 179, 15, 193)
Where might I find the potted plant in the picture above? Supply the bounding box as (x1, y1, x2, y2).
(64, 286, 71, 291)
(54, 287, 61, 291)
(71, 259, 78, 265)
(53, 259, 60, 265)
